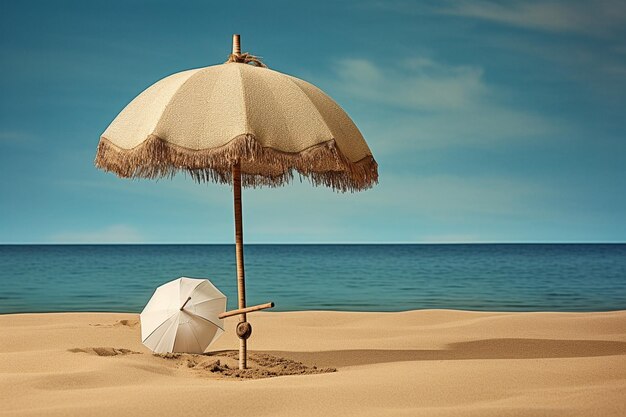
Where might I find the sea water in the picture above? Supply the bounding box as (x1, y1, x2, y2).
(0, 244, 625, 313)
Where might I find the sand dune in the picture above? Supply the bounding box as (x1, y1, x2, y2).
(1, 310, 625, 416)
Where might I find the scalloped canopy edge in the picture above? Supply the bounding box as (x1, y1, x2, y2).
(94, 134, 378, 193)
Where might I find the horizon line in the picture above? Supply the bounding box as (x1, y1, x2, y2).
(1, 241, 625, 245)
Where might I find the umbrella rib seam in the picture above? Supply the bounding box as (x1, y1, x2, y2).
(142, 310, 179, 343)
(152, 69, 211, 141)
(236, 65, 251, 135)
(183, 313, 204, 352)
(192, 297, 227, 307)
(186, 310, 225, 332)
(283, 75, 336, 144)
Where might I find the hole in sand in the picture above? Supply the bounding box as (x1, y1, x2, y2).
(155, 351, 336, 379)
(114, 319, 139, 327)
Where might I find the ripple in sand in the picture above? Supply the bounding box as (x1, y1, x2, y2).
(155, 351, 336, 379)
(89, 319, 139, 328)
(69, 347, 141, 356)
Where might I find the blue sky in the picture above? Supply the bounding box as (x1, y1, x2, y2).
(1, 0, 625, 243)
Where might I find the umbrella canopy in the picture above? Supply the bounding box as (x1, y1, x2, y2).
(94, 45, 377, 192)
(140, 277, 226, 354)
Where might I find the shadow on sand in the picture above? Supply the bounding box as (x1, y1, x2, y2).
(257, 338, 626, 368)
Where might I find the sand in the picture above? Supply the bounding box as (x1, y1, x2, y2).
(1, 310, 625, 416)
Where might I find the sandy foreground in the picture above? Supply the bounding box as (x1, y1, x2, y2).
(1, 310, 626, 417)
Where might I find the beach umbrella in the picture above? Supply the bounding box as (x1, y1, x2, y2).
(95, 35, 378, 368)
(140, 277, 226, 354)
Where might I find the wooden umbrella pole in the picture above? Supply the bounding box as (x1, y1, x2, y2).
(232, 161, 247, 370)
(232, 34, 240, 56)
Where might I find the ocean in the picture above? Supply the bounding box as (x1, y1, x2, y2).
(0, 244, 625, 314)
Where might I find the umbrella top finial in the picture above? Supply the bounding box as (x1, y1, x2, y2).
(232, 34, 241, 56)
(225, 34, 267, 68)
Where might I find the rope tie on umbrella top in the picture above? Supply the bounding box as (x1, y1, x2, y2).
(225, 52, 268, 68)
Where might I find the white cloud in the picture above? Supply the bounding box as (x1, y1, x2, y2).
(159, 173, 546, 242)
(418, 233, 483, 243)
(0, 130, 38, 147)
(365, 105, 560, 154)
(49, 224, 145, 244)
(336, 58, 485, 111)
(361, 173, 547, 219)
(57, 175, 233, 206)
(333, 57, 562, 151)
(439, 0, 626, 35)
(252, 172, 548, 221)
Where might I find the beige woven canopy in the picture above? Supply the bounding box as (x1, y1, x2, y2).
(95, 45, 378, 192)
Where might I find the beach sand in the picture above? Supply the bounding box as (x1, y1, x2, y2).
(1, 310, 625, 416)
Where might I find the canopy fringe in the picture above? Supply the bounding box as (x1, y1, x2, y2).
(94, 134, 378, 193)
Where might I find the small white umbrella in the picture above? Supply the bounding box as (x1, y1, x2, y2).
(140, 277, 226, 354)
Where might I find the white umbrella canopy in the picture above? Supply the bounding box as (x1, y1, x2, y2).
(140, 277, 226, 354)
